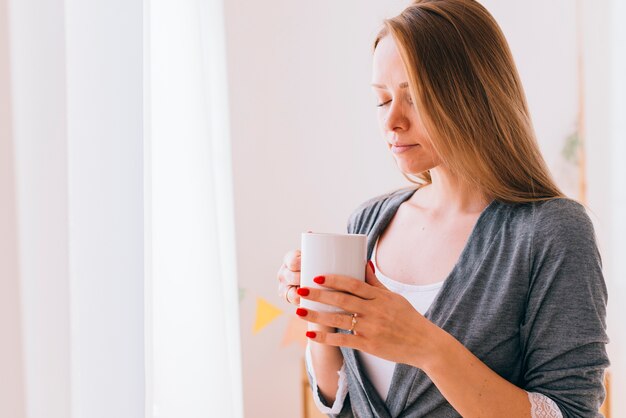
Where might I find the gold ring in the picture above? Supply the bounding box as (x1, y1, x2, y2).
(349, 313, 358, 335)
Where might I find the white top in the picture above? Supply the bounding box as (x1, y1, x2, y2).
(305, 237, 563, 417)
(358, 236, 444, 401)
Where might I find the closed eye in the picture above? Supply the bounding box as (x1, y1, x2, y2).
(376, 96, 413, 108)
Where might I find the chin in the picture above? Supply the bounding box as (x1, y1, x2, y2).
(395, 161, 429, 174)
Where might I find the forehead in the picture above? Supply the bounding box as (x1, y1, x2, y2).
(371, 35, 408, 89)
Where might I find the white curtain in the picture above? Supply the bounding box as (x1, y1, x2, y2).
(145, 0, 243, 417)
(1, 0, 242, 416)
(1, 0, 144, 417)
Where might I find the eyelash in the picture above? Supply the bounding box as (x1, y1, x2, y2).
(376, 97, 413, 107)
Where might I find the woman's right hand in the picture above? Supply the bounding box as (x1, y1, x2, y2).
(277, 249, 302, 306)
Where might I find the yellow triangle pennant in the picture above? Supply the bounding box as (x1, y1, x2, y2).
(253, 297, 283, 334)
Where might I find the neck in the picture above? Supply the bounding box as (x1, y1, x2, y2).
(416, 166, 491, 216)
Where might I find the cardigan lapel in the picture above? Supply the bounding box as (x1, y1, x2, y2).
(342, 188, 417, 417)
(394, 199, 509, 415)
(339, 337, 392, 418)
(344, 187, 506, 417)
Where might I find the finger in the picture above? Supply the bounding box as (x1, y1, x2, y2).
(295, 307, 353, 331)
(365, 260, 387, 290)
(298, 287, 367, 313)
(282, 249, 301, 271)
(311, 272, 377, 300)
(284, 268, 300, 286)
(277, 258, 301, 286)
(305, 328, 361, 350)
(286, 285, 301, 305)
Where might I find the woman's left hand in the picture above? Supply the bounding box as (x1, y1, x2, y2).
(296, 261, 443, 369)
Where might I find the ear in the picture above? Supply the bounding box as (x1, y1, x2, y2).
(365, 260, 387, 290)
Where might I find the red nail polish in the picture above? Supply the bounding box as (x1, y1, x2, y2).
(297, 287, 310, 296)
(296, 308, 308, 317)
(368, 260, 374, 272)
(313, 276, 325, 284)
(306, 331, 316, 338)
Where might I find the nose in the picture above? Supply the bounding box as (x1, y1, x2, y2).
(383, 98, 409, 132)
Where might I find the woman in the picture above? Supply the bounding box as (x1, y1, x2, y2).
(276, 1, 609, 417)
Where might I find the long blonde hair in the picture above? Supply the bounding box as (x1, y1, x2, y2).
(374, 0, 565, 203)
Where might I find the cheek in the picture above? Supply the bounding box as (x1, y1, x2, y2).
(411, 118, 432, 144)
(421, 142, 441, 165)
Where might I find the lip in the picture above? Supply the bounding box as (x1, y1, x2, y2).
(391, 144, 419, 154)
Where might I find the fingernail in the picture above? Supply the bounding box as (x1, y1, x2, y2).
(296, 308, 308, 317)
(368, 260, 374, 272)
(297, 287, 310, 296)
(313, 276, 325, 284)
(306, 331, 316, 338)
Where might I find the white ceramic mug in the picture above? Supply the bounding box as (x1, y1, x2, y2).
(300, 232, 367, 313)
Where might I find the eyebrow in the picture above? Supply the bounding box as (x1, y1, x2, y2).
(370, 82, 409, 89)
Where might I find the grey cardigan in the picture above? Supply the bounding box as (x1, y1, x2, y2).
(306, 186, 609, 418)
